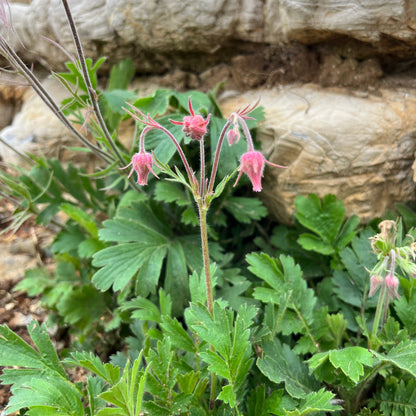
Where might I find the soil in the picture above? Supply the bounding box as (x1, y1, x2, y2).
(0, 201, 57, 412)
(156, 40, 416, 94)
(0, 203, 100, 413)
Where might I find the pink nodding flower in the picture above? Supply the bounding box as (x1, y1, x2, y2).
(233, 151, 285, 192)
(385, 273, 400, 300)
(170, 97, 210, 141)
(122, 151, 158, 185)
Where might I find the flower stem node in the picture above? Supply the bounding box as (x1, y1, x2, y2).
(122, 151, 158, 185)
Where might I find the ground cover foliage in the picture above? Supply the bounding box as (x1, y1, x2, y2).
(2, 2, 416, 415)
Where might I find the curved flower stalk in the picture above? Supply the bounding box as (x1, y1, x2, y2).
(123, 103, 198, 191)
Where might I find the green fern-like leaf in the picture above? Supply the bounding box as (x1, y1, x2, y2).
(0, 322, 85, 415)
(249, 253, 318, 340)
(186, 302, 257, 407)
(376, 378, 416, 416)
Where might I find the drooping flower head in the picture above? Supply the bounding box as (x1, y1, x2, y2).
(227, 127, 240, 146)
(369, 274, 383, 297)
(233, 151, 285, 192)
(170, 97, 210, 141)
(122, 151, 158, 185)
(385, 273, 400, 300)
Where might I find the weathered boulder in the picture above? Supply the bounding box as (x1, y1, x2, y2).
(221, 86, 416, 223)
(3, 0, 416, 73)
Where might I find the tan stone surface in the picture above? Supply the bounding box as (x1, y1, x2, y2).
(3, 0, 416, 71)
(221, 85, 416, 223)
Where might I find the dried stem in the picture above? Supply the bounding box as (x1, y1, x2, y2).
(60, 0, 124, 165)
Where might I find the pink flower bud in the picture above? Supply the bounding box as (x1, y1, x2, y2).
(170, 97, 210, 141)
(369, 274, 383, 297)
(122, 151, 158, 185)
(227, 127, 240, 145)
(385, 273, 400, 300)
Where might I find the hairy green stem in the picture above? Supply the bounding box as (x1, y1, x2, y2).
(200, 139, 206, 196)
(351, 362, 388, 413)
(196, 200, 217, 411)
(197, 202, 214, 315)
(292, 298, 321, 352)
(371, 283, 387, 346)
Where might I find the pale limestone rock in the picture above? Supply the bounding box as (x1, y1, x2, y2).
(220, 86, 416, 223)
(3, 1, 416, 70)
(0, 77, 86, 167)
(269, 0, 416, 44)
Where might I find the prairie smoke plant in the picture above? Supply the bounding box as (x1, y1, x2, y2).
(123, 97, 285, 322)
(368, 220, 416, 344)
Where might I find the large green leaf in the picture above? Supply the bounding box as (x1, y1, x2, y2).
(92, 243, 158, 291)
(0, 322, 65, 377)
(309, 347, 373, 384)
(186, 302, 257, 406)
(249, 253, 317, 336)
(372, 340, 416, 377)
(285, 389, 343, 416)
(257, 339, 319, 399)
(224, 196, 268, 224)
(0, 322, 83, 415)
(92, 200, 200, 296)
(92, 200, 172, 291)
(165, 241, 189, 316)
(6, 376, 84, 416)
(295, 194, 358, 255)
